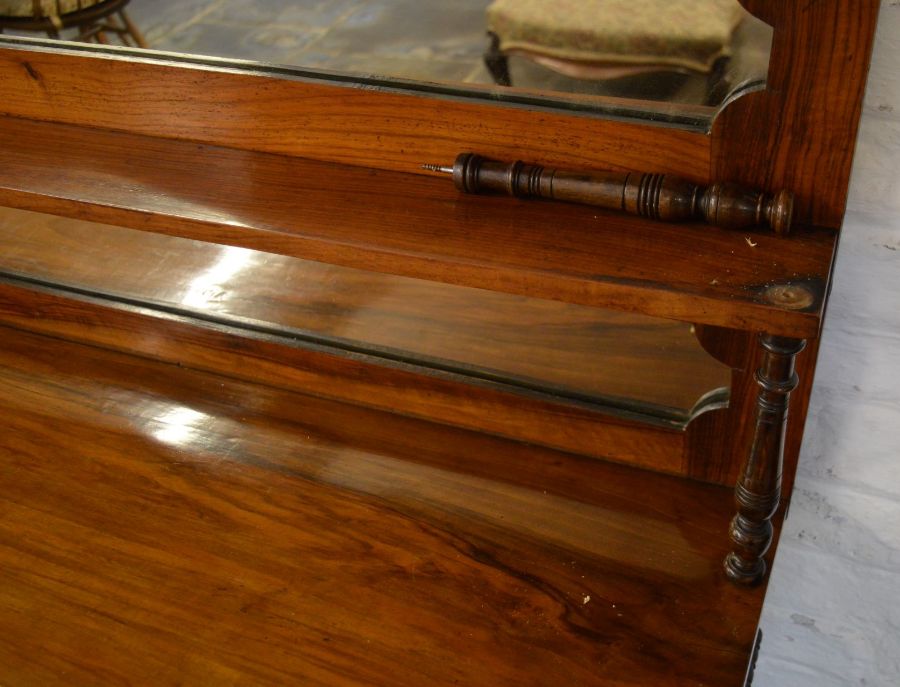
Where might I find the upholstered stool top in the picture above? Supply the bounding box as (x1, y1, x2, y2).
(486, 0, 746, 73)
(0, 0, 105, 18)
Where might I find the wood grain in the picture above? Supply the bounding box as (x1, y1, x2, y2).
(0, 326, 766, 686)
(0, 206, 730, 417)
(0, 117, 838, 337)
(725, 334, 805, 586)
(0, 1, 880, 602)
(0, 41, 711, 180)
(697, 0, 880, 497)
(0, 275, 694, 475)
(714, 0, 881, 229)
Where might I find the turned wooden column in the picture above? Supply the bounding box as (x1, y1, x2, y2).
(724, 334, 806, 585)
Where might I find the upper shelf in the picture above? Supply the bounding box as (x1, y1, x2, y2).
(0, 116, 836, 337)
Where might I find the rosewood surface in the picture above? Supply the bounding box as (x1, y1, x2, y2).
(0, 116, 837, 337)
(0, 326, 766, 686)
(0, 206, 730, 418)
(713, 0, 880, 229)
(0, 40, 710, 179)
(705, 0, 881, 500)
(0, 0, 880, 611)
(0, 272, 694, 476)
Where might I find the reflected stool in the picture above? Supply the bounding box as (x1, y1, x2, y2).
(0, 0, 146, 47)
(484, 0, 745, 104)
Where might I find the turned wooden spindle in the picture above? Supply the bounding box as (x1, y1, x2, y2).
(724, 334, 806, 586)
(424, 153, 794, 235)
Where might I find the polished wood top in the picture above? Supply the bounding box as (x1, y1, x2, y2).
(0, 206, 729, 418)
(0, 327, 764, 686)
(0, 116, 836, 337)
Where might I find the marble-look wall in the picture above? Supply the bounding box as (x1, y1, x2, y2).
(755, 3, 900, 685)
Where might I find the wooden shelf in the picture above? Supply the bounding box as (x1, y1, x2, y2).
(0, 206, 730, 422)
(0, 116, 836, 337)
(0, 327, 765, 686)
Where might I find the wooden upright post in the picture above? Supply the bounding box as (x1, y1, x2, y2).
(725, 334, 806, 585)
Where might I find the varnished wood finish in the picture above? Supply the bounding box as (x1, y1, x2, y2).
(0, 41, 710, 179)
(0, 0, 882, 598)
(0, 276, 696, 475)
(713, 1, 880, 229)
(0, 117, 837, 338)
(0, 326, 766, 686)
(725, 334, 805, 585)
(435, 153, 794, 234)
(691, 324, 813, 494)
(0, 206, 730, 418)
(703, 0, 881, 514)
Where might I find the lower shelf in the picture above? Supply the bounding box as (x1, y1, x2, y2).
(0, 206, 734, 479)
(0, 327, 764, 686)
(0, 206, 729, 421)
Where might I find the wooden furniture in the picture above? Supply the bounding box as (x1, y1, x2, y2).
(0, 0, 145, 46)
(0, 1, 881, 683)
(483, 0, 743, 103)
(0, 325, 766, 686)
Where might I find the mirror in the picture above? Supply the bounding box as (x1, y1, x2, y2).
(0, 0, 772, 128)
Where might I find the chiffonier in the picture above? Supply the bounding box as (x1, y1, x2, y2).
(0, 2, 880, 684)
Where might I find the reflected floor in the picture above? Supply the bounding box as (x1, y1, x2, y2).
(122, 0, 754, 104)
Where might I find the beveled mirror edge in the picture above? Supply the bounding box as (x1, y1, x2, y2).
(0, 262, 731, 430)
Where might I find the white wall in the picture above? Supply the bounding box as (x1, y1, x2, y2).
(755, 3, 900, 685)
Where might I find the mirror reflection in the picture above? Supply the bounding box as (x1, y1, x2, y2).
(0, 1, 771, 114)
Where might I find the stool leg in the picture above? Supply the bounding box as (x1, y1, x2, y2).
(724, 334, 806, 585)
(484, 32, 511, 87)
(705, 56, 730, 106)
(118, 10, 147, 48)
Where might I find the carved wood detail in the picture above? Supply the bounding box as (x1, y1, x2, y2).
(430, 153, 794, 233)
(724, 333, 806, 585)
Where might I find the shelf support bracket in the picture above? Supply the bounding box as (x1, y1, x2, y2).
(725, 333, 806, 585)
